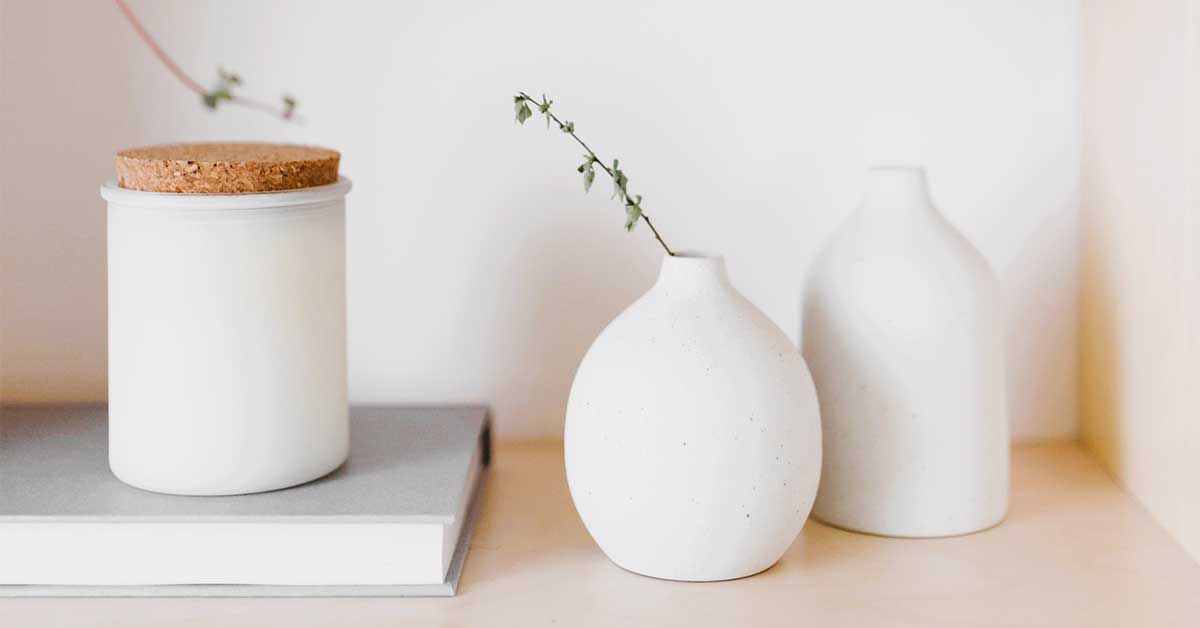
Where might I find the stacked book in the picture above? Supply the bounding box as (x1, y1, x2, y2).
(0, 405, 489, 597)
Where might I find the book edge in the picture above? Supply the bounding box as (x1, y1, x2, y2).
(0, 409, 493, 598)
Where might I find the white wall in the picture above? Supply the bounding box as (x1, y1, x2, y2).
(0, 0, 1080, 438)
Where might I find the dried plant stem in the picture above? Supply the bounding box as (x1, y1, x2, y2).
(518, 92, 674, 257)
(113, 0, 299, 122)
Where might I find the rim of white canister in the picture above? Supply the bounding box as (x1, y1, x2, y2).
(100, 177, 352, 210)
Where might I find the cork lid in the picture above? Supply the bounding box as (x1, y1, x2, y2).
(115, 142, 340, 194)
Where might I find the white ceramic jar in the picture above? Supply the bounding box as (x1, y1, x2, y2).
(565, 253, 822, 581)
(102, 178, 351, 496)
(802, 166, 1009, 537)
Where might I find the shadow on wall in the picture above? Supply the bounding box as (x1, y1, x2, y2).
(491, 207, 656, 438)
(1077, 207, 1123, 474)
(0, 1, 153, 402)
(1001, 188, 1081, 440)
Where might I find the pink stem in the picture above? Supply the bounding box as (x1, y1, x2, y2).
(113, 0, 298, 122)
(113, 0, 205, 95)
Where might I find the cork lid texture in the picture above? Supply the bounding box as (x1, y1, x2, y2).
(115, 143, 340, 194)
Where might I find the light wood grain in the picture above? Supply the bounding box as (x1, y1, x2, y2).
(3, 441, 1198, 627)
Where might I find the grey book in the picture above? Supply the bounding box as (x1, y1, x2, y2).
(0, 404, 490, 597)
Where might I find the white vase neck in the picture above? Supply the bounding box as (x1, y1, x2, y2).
(857, 166, 939, 221)
(655, 252, 732, 294)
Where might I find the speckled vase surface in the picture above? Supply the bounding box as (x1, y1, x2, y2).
(564, 252, 822, 581)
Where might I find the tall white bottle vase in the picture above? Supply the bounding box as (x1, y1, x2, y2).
(802, 166, 1008, 537)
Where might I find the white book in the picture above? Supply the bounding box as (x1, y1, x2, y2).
(0, 405, 489, 597)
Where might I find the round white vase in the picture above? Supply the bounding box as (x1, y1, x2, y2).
(102, 178, 351, 496)
(802, 166, 1009, 537)
(565, 252, 822, 581)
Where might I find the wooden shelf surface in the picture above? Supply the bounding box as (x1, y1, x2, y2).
(4, 441, 1199, 627)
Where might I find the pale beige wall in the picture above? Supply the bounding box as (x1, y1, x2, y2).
(1081, 0, 1200, 560)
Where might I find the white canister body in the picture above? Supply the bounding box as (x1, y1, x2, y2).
(102, 179, 351, 496)
(802, 167, 1009, 537)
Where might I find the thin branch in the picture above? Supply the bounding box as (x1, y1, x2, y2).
(518, 92, 675, 257)
(113, 0, 204, 94)
(638, 214, 673, 258)
(113, 0, 299, 122)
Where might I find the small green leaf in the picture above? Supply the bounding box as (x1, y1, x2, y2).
(538, 95, 554, 128)
(560, 120, 575, 134)
(204, 68, 242, 110)
(611, 159, 628, 200)
(514, 99, 533, 124)
(583, 164, 595, 192)
(576, 155, 597, 192)
(203, 86, 233, 110)
(217, 67, 241, 86)
(281, 95, 297, 119)
(624, 195, 643, 231)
